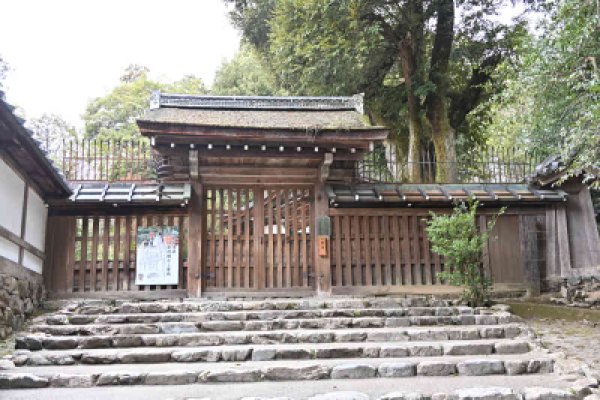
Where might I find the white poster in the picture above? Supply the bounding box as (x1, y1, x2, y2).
(135, 226, 179, 285)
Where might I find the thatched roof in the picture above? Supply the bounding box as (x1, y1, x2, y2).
(139, 107, 374, 131)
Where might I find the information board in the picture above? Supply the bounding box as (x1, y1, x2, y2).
(135, 226, 179, 285)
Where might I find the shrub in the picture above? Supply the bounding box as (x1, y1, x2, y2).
(425, 201, 504, 307)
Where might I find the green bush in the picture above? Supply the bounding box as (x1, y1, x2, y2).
(425, 201, 504, 307)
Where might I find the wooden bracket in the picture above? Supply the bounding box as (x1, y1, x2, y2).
(320, 152, 333, 182)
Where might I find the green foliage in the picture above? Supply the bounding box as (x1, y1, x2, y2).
(83, 65, 208, 140)
(212, 43, 282, 96)
(475, 0, 599, 176)
(426, 201, 504, 306)
(27, 114, 77, 163)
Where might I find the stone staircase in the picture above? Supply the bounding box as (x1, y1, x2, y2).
(0, 297, 592, 399)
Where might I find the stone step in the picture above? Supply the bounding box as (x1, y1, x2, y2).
(11, 339, 532, 366)
(16, 325, 526, 351)
(64, 297, 455, 315)
(42, 306, 482, 326)
(0, 354, 555, 389)
(32, 314, 516, 337)
(0, 376, 580, 400)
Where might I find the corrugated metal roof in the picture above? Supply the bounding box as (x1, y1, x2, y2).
(69, 183, 190, 205)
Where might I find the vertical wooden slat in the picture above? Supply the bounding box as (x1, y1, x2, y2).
(402, 216, 412, 285)
(353, 215, 362, 286)
(66, 218, 76, 292)
(254, 187, 265, 289)
(283, 189, 291, 287)
(267, 190, 274, 288)
(113, 217, 121, 291)
(244, 189, 251, 288)
(372, 216, 382, 286)
(178, 215, 185, 289)
(227, 189, 234, 288)
(412, 215, 422, 285)
(276, 190, 283, 288)
(90, 218, 99, 292)
(421, 216, 432, 284)
(236, 190, 242, 289)
(209, 189, 216, 287)
(343, 216, 352, 286)
(392, 216, 402, 285)
(123, 216, 131, 290)
(301, 195, 308, 288)
(217, 189, 224, 287)
(79, 218, 88, 292)
(382, 215, 392, 285)
(291, 189, 299, 287)
(334, 216, 342, 286)
(363, 215, 372, 286)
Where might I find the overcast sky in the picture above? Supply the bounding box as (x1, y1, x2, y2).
(0, 0, 240, 127)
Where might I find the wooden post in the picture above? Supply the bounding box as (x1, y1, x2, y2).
(187, 180, 204, 297)
(314, 182, 331, 295)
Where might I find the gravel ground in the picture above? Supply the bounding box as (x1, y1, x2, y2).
(527, 317, 600, 374)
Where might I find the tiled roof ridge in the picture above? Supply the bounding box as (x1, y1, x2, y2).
(150, 91, 364, 114)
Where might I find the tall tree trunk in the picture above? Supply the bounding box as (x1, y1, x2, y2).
(399, 42, 423, 182)
(426, 0, 457, 183)
(399, 0, 425, 183)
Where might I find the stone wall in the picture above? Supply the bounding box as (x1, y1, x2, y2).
(0, 272, 45, 339)
(549, 275, 600, 308)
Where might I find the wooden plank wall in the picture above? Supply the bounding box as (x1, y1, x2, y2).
(49, 214, 188, 293)
(329, 208, 546, 288)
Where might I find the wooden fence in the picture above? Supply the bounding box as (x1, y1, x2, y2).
(329, 208, 546, 290)
(45, 213, 188, 294)
(61, 139, 154, 182)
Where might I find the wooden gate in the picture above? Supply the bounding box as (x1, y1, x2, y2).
(203, 186, 314, 291)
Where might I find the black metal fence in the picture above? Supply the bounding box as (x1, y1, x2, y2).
(357, 144, 543, 184)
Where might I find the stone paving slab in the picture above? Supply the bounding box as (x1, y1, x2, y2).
(0, 375, 574, 400)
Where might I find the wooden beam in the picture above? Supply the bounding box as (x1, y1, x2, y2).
(320, 153, 333, 182)
(0, 224, 45, 260)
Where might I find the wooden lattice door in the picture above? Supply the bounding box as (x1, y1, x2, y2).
(204, 186, 314, 291)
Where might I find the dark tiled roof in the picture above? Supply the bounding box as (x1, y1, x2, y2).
(527, 155, 599, 187)
(0, 91, 71, 198)
(327, 183, 567, 206)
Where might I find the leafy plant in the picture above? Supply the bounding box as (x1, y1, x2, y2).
(426, 201, 504, 307)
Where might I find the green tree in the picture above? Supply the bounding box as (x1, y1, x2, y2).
(27, 114, 78, 163)
(426, 201, 504, 307)
(476, 0, 599, 176)
(212, 43, 282, 96)
(83, 65, 208, 140)
(226, 0, 538, 182)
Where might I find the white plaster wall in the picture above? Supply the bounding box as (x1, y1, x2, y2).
(22, 250, 43, 274)
(0, 158, 25, 236)
(0, 236, 19, 263)
(24, 188, 47, 251)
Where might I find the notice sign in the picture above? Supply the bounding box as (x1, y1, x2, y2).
(135, 226, 179, 285)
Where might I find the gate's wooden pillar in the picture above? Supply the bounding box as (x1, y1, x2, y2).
(187, 149, 204, 297)
(314, 182, 331, 295)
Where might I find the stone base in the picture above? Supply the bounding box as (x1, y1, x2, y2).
(0, 272, 45, 340)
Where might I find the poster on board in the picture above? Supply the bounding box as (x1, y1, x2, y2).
(135, 226, 179, 285)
